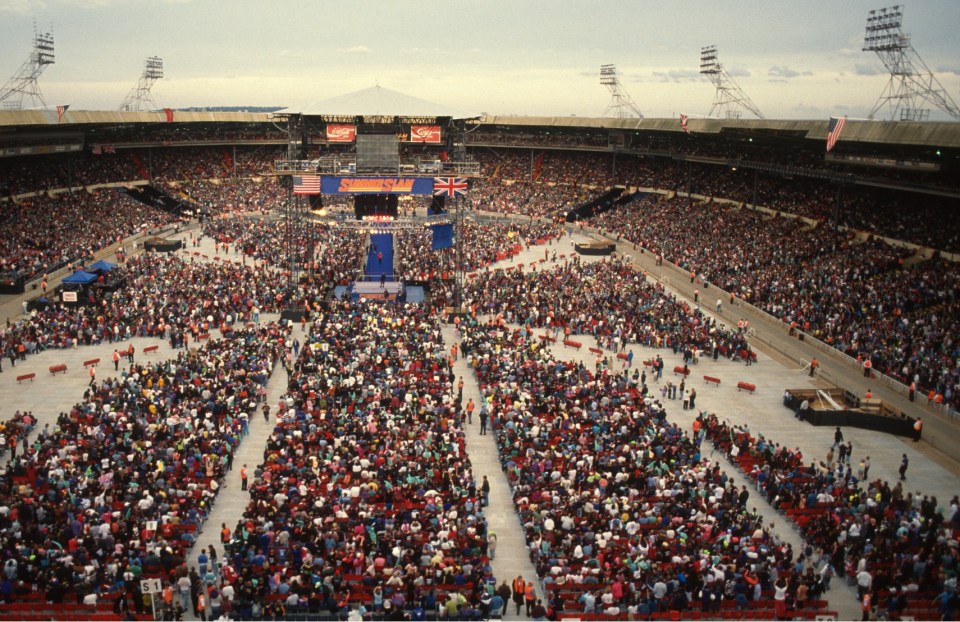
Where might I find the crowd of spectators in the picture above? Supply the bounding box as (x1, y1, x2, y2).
(458, 319, 830, 619)
(0, 252, 291, 368)
(586, 195, 960, 410)
(219, 298, 493, 619)
(0, 130, 956, 621)
(394, 219, 563, 284)
(3, 141, 958, 252)
(0, 323, 287, 608)
(166, 178, 286, 216)
(201, 215, 368, 290)
(702, 413, 960, 620)
(467, 150, 960, 253)
(0, 411, 36, 460)
(0, 146, 283, 197)
(0, 189, 179, 282)
(459, 256, 753, 363)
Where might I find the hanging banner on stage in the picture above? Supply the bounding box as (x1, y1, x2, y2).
(326, 124, 356, 142)
(408, 125, 442, 143)
(321, 177, 435, 194)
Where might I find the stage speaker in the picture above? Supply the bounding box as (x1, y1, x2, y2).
(429, 195, 446, 215)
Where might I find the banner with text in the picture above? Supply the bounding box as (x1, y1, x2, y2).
(321, 177, 435, 195)
(408, 125, 442, 143)
(326, 124, 357, 142)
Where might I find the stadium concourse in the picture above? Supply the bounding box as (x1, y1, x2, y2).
(0, 211, 956, 622)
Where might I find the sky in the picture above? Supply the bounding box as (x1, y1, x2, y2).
(1, 0, 959, 120)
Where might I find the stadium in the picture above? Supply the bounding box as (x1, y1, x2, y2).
(1, 4, 960, 622)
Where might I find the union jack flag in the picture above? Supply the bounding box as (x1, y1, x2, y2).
(293, 175, 321, 195)
(56, 104, 69, 122)
(433, 177, 468, 197)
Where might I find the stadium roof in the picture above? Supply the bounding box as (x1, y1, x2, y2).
(282, 85, 475, 118)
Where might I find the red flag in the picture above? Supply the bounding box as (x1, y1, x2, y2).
(164, 108, 174, 123)
(680, 114, 690, 134)
(56, 104, 69, 122)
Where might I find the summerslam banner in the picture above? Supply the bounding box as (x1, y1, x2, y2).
(321, 177, 435, 194)
(408, 125, 442, 143)
(325, 124, 356, 142)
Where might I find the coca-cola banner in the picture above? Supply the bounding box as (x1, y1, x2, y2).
(408, 125, 442, 143)
(326, 124, 357, 142)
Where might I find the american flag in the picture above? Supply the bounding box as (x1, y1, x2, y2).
(56, 104, 69, 122)
(826, 116, 847, 152)
(433, 177, 468, 197)
(293, 175, 321, 195)
(680, 114, 690, 134)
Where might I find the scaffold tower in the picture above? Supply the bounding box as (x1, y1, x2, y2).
(699, 45, 764, 120)
(862, 5, 960, 121)
(600, 64, 643, 119)
(0, 24, 55, 110)
(119, 56, 164, 112)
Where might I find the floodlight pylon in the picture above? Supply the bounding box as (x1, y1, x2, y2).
(119, 56, 164, 112)
(862, 5, 960, 121)
(600, 64, 643, 119)
(0, 23, 55, 110)
(699, 45, 764, 120)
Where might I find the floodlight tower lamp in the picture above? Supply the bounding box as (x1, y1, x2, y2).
(862, 5, 960, 121)
(599, 63, 643, 119)
(699, 44, 764, 119)
(119, 56, 165, 112)
(0, 23, 56, 109)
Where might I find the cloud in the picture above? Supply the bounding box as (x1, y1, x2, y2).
(854, 64, 883, 76)
(59, 0, 120, 7)
(727, 66, 751, 78)
(649, 69, 703, 83)
(768, 66, 800, 79)
(0, 0, 43, 12)
(339, 45, 372, 54)
(936, 65, 960, 76)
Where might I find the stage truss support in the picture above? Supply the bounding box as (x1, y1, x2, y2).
(699, 45, 764, 119)
(448, 118, 471, 314)
(280, 114, 306, 292)
(862, 5, 960, 121)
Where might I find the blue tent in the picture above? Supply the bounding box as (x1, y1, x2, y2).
(86, 259, 116, 272)
(62, 270, 98, 284)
